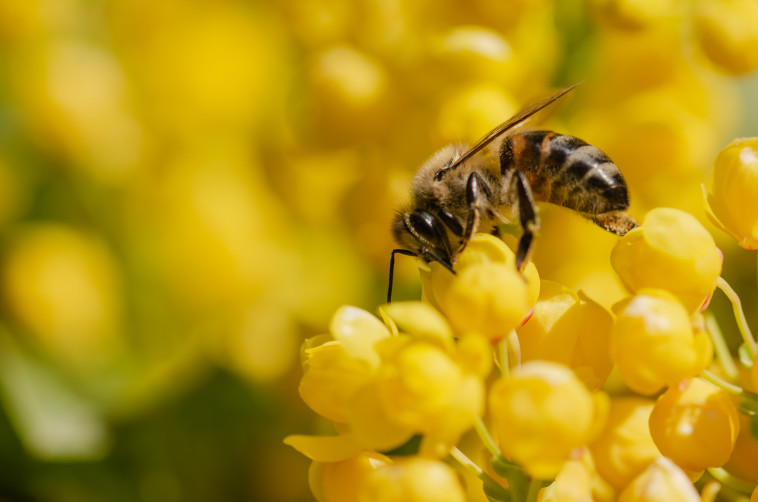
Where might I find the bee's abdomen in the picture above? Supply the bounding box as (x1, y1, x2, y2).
(501, 130, 630, 214)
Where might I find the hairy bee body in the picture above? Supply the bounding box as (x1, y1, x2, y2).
(389, 85, 636, 301)
(502, 130, 632, 223)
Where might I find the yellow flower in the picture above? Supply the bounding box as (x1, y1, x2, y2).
(705, 137, 758, 249)
(374, 337, 484, 456)
(361, 457, 466, 502)
(489, 361, 608, 479)
(342, 379, 416, 452)
(299, 341, 375, 423)
(589, 397, 661, 491)
(617, 457, 699, 502)
(694, 0, 758, 74)
(299, 305, 391, 423)
(610, 207, 722, 313)
(611, 290, 713, 395)
(517, 280, 614, 390)
(309, 451, 392, 502)
(422, 233, 539, 341)
(648, 378, 740, 473)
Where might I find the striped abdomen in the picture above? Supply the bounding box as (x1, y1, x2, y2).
(499, 130, 629, 215)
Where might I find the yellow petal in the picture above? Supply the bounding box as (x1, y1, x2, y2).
(330, 305, 390, 367)
(283, 433, 363, 462)
(381, 301, 453, 349)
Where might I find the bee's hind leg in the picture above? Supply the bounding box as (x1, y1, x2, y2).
(513, 170, 540, 271)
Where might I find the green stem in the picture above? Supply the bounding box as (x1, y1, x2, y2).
(705, 313, 739, 380)
(499, 338, 510, 379)
(701, 369, 744, 395)
(449, 447, 509, 502)
(707, 467, 756, 495)
(698, 480, 721, 502)
(449, 446, 483, 477)
(716, 277, 756, 360)
(474, 416, 501, 458)
(525, 479, 547, 502)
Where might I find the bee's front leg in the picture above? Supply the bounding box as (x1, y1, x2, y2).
(512, 170, 540, 271)
(458, 172, 493, 256)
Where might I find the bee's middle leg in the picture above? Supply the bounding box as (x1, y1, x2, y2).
(513, 170, 539, 271)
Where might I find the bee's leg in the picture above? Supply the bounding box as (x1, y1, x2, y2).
(458, 172, 492, 255)
(387, 248, 418, 303)
(513, 170, 539, 271)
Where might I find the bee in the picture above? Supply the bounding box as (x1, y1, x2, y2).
(388, 83, 637, 301)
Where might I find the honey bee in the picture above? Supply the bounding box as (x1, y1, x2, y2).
(388, 83, 637, 301)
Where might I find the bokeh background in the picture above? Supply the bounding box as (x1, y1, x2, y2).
(0, 0, 757, 501)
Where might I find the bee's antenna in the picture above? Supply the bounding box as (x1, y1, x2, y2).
(388, 249, 418, 303)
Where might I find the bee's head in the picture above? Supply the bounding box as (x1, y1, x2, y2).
(392, 209, 456, 273)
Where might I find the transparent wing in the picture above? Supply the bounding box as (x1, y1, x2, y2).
(447, 82, 582, 171)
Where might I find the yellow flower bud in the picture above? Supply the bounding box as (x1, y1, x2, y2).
(589, 397, 661, 491)
(611, 290, 713, 395)
(617, 457, 699, 502)
(545, 448, 615, 502)
(611, 208, 722, 313)
(649, 378, 740, 472)
(694, 0, 758, 74)
(361, 457, 465, 502)
(433, 83, 518, 146)
(724, 414, 758, 484)
(428, 26, 515, 84)
(309, 452, 392, 502)
(705, 138, 758, 249)
(489, 361, 608, 479)
(422, 234, 539, 341)
(517, 281, 614, 390)
(443, 263, 529, 340)
(308, 44, 392, 140)
(588, 0, 683, 31)
(752, 484, 758, 502)
(545, 453, 593, 502)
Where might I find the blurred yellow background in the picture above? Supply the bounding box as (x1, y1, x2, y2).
(0, 0, 757, 501)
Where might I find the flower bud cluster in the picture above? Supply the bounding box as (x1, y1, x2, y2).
(288, 302, 490, 463)
(290, 201, 758, 501)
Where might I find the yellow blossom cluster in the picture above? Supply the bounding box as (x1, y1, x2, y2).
(2, 0, 758, 500)
(289, 210, 758, 501)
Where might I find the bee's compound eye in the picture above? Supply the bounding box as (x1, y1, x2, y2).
(408, 210, 446, 246)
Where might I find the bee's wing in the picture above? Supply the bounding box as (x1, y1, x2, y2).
(448, 82, 581, 171)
